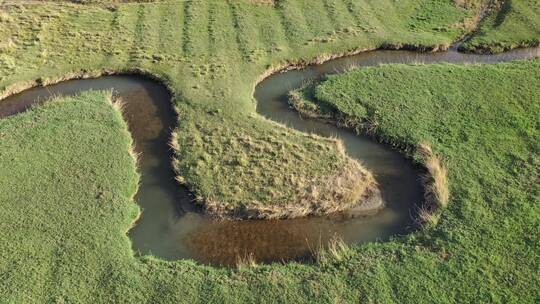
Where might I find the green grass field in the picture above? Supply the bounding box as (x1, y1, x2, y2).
(462, 0, 540, 53)
(0, 0, 539, 303)
(292, 59, 540, 302)
(0, 92, 144, 303)
(0, 0, 482, 212)
(2, 57, 538, 304)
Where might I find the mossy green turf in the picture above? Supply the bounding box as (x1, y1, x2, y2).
(462, 0, 540, 53)
(0, 0, 483, 208)
(306, 59, 540, 302)
(0, 92, 141, 302)
(2, 58, 539, 304)
(1, 0, 540, 303)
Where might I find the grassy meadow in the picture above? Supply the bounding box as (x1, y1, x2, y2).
(292, 59, 540, 302)
(0, 0, 482, 212)
(0, 0, 539, 303)
(462, 0, 540, 53)
(0, 92, 143, 303)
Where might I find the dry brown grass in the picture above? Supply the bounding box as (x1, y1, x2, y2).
(111, 96, 141, 167)
(169, 131, 186, 186)
(416, 143, 449, 227)
(201, 145, 380, 219)
(417, 206, 440, 226)
(453, 0, 479, 9)
(314, 236, 353, 265)
(236, 252, 258, 268)
(453, 0, 502, 35)
(418, 143, 449, 209)
(287, 90, 333, 121)
(247, 0, 275, 6)
(0, 9, 13, 23)
(109, 94, 125, 113)
(0, 38, 14, 51)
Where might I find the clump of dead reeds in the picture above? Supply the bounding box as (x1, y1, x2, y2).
(417, 206, 440, 226)
(418, 143, 449, 209)
(108, 94, 141, 166)
(236, 252, 258, 269)
(314, 236, 353, 265)
(416, 142, 449, 227)
(249, 0, 275, 5)
(169, 130, 187, 186)
(110, 94, 125, 113)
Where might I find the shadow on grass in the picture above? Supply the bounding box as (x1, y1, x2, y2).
(493, 0, 512, 28)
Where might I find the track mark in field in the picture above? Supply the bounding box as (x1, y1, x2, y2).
(227, 0, 250, 60)
(342, 0, 362, 24)
(366, 0, 396, 29)
(205, 0, 243, 61)
(348, 0, 384, 35)
(144, 5, 161, 56)
(129, 4, 146, 64)
(337, 0, 359, 25)
(256, 5, 290, 52)
(207, 0, 217, 56)
(110, 6, 120, 32)
(161, 2, 184, 56)
(514, 3, 540, 30)
(321, 0, 355, 30)
(273, 2, 291, 42)
(157, 3, 170, 52)
(300, 0, 333, 36)
(101, 6, 121, 65)
(181, 0, 210, 57)
(181, 0, 191, 55)
(321, 0, 339, 30)
(155, 2, 184, 57)
(37, 7, 66, 67)
(274, 0, 310, 45)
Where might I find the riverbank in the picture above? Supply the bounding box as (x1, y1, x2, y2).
(2, 57, 538, 303)
(288, 86, 448, 224)
(0, 0, 485, 213)
(288, 58, 540, 301)
(1, 0, 539, 302)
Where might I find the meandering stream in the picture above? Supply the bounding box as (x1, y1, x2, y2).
(1, 46, 538, 266)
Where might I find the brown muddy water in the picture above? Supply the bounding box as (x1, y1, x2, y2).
(1, 47, 538, 266)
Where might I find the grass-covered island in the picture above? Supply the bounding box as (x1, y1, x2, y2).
(0, 0, 539, 303)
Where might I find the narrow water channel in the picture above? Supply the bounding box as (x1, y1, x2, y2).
(1, 46, 538, 266)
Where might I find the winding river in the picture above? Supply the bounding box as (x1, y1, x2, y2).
(0, 46, 538, 266)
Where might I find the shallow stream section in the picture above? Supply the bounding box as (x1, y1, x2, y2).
(1, 46, 538, 266)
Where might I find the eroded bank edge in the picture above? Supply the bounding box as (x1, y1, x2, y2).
(287, 86, 449, 227)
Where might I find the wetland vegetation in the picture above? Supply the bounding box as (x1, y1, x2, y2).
(0, 0, 539, 303)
